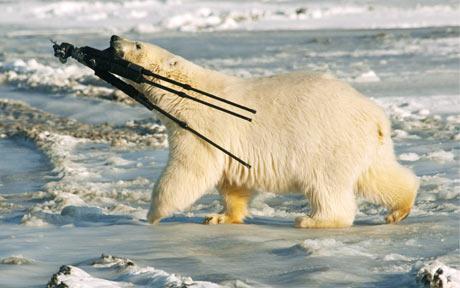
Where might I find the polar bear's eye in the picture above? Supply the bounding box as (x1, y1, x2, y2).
(135, 43, 142, 50)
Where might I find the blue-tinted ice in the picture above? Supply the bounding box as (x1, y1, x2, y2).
(0, 0, 458, 287)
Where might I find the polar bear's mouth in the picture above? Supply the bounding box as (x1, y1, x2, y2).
(110, 35, 124, 58)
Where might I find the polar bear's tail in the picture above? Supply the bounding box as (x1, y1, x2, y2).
(356, 158, 419, 224)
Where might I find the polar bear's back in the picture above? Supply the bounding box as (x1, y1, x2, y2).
(247, 71, 378, 114)
(245, 70, 389, 141)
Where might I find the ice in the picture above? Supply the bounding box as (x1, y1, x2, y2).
(416, 260, 460, 288)
(399, 153, 421, 162)
(164, 8, 226, 32)
(289, 239, 375, 258)
(47, 255, 220, 288)
(0, 58, 113, 100)
(0, 0, 459, 35)
(0, 112, 167, 228)
(49, 265, 128, 288)
(399, 150, 456, 163)
(426, 150, 455, 163)
(0, 137, 51, 194)
(0, 2, 459, 287)
(383, 253, 412, 262)
(0, 255, 35, 265)
(353, 70, 381, 83)
(0, 86, 157, 126)
(20, 214, 50, 227)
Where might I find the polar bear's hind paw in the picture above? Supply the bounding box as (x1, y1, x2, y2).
(294, 216, 353, 228)
(385, 207, 411, 224)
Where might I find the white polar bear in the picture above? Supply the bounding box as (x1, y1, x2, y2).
(110, 35, 419, 228)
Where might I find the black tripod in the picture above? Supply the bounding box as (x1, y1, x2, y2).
(51, 41, 256, 168)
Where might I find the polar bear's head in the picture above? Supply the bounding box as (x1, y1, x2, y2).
(111, 35, 168, 66)
(109, 35, 201, 109)
(109, 35, 186, 77)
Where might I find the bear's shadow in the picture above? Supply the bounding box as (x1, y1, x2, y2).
(157, 215, 293, 226)
(157, 215, 384, 227)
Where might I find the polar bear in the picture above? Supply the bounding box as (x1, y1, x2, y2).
(110, 35, 418, 228)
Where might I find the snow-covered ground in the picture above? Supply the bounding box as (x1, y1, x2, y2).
(1, 0, 459, 35)
(0, 0, 459, 287)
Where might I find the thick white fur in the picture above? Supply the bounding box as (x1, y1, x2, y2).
(111, 36, 419, 228)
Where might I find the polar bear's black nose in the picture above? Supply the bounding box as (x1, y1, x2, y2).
(110, 35, 121, 47)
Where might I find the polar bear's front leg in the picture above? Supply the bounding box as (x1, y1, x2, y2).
(204, 186, 251, 224)
(147, 148, 223, 224)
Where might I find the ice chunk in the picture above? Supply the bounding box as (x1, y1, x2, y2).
(399, 152, 420, 162)
(353, 70, 380, 83)
(0, 255, 35, 265)
(416, 260, 460, 288)
(47, 255, 220, 288)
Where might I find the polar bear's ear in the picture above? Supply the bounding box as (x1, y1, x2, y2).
(166, 57, 179, 68)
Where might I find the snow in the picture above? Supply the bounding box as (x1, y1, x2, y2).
(353, 70, 381, 83)
(0, 1, 459, 287)
(416, 260, 460, 288)
(0, 255, 35, 265)
(0, 0, 459, 35)
(426, 150, 455, 163)
(399, 153, 421, 162)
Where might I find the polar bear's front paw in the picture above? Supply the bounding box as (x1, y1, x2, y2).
(203, 214, 227, 225)
(203, 214, 243, 225)
(147, 208, 162, 224)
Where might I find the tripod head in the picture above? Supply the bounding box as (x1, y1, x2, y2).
(51, 40, 74, 64)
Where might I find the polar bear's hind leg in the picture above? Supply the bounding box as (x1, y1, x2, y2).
(357, 160, 419, 224)
(295, 184, 357, 229)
